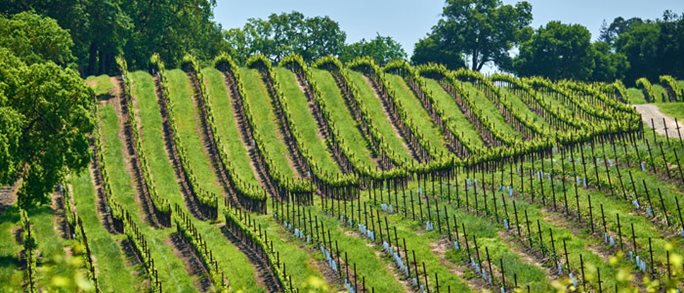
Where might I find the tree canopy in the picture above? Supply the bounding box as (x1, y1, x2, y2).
(0, 13, 95, 209)
(1, 0, 225, 75)
(225, 12, 347, 64)
(340, 35, 407, 65)
(513, 22, 595, 81)
(413, 0, 533, 71)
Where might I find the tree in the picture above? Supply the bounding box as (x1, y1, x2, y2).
(599, 17, 644, 46)
(341, 34, 407, 65)
(415, 0, 532, 71)
(0, 14, 96, 209)
(513, 21, 594, 81)
(0, 12, 75, 66)
(614, 21, 661, 84)
(225, 12, 346, 63)
(1, 0, 226, 74)
(412, 32, 466, 69)
(590, 41, 628, 82)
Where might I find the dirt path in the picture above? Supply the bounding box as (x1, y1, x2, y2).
(0, 181, 20, 212)
(635, 104, 680, 136)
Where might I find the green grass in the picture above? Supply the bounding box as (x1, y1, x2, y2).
(29, 204, 81, 289)
(652, 84, 669, 102)
(499, 87, 549, 130)
(202, 67, 262, 186)
(657, 103, 684, 120)
(627, 88, 646, 104)
(422, 78, 485, 150)
(130, 70, 268, 291)
(459, 81, 521, 139)
(0, 204, 22, 291)
(273, 67, 343, 177)
(201, 68, 333, 289)
(98, 104, 197, 292)
(239, 67, 299, 179)
(86, 75, 115, 98)
(347, 70, 414, 163)
(310, 69, 377, 170)
(384, 74, 449, 156)
(307, 199, 413, 292)
(70, 171, 140, 293)
(165, 69, 223, 196)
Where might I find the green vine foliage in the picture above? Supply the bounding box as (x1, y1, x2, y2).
(150, 53, 219, 214)
(659, 75, 682, 102)
(636, 77, 657, 103)
(240, 53, 316, 194)
(181, 54, 267, 207)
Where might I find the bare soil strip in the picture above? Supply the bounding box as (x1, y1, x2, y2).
(169, 233, 213, 292)
(151, 74, 208, 220)
(219, 225, 282, 292)
(364, 75, 423, 162)
(112, 76, 163, 228)
(222, 69, 280, 199)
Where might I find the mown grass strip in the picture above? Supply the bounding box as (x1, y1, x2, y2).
(459, 81, 521, 139)
(422, 78, 485, 150)
(202, 67, 262, 186)
(274, 67, 343, 176)
(311, 68, 377, 170)
(384, 74, 450, 155)
(98, 104, 196, 291)
(29, 203, 82, 289)
(347, 70, 414, 163)
(130, 70, 267, 291)
(0, 204, 23, 290)
(165, 69, 223, 196)
(70, 171, 140, 293)
(239, 67, 299, 179)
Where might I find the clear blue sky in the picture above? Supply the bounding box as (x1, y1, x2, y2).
(214, 0, 684, 55)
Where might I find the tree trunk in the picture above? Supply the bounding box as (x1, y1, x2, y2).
(87, 43, 98, 76)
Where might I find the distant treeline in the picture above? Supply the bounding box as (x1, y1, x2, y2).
(2, 0, 683, 85)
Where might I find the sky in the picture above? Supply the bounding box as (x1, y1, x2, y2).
(213, 0, 684, 56)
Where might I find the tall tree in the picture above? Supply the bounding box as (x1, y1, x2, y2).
(1, 0, 226, 74)
(414, 0, 533, 71)
(590, 41, 628, 82)
(341, 34, 407, 65)
(0, 12, 75, 66)
(614, 21, 661, 84)
(513, 21, 594, 81)
(0, 13, 95, 208)
(412, 32, 466, 70)
(225, 12, 346, 63)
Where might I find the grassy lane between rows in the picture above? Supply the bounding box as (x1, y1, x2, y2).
(29, 203, 82, 289)
(165, 69, 223, 196)
(202, 67, 262, 186)
(384, 74, 450, 156)
(499, 87, 550, 130)
(70, 171, 140, 293)
(422, 78, 485, 151)
(0, 204, 23, 290)
(273, 67, 343, 176)
(99, 104, 197, 291)
(347, 70, 415, 163)
(311, 69, 377, 170)
(239, 67, 300, 180)
(131, 70, 266, 291)
(458, 81, 522, 140)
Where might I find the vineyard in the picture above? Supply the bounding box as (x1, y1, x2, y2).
(2, 53, 684, 293)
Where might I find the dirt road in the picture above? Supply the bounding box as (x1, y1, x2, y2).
(634, 104, 681, 136)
